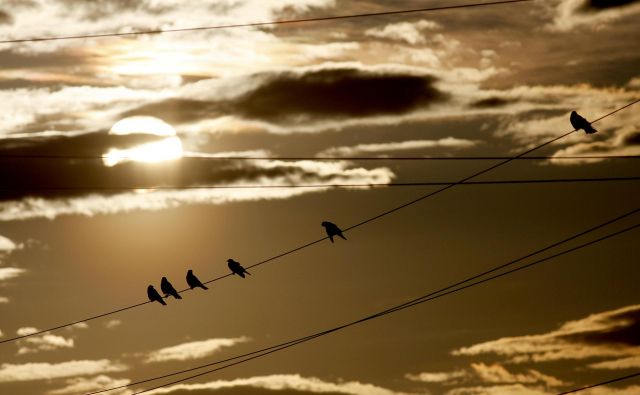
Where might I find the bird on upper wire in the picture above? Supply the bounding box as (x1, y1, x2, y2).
(227, 259, 251, 278)
(186, 269, 208, 290)
(161, 277, 182, 299)
(570, 111, 597, 134)
(147, 285, 167, 306)
(321, 221, 347, 243)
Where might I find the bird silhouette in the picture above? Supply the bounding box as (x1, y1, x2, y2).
(570, 111, 597, 134)
(147, 285, 166, 306)
(186, 269, 208, 290)
(321, 221, 347, 243)
(160, 277, 182, 299)
(227, 259, 250, 278)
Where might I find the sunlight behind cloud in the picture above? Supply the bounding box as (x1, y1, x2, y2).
(103, 116, 183, 167)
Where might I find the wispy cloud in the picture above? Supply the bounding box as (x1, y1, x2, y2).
(145, 337, 250, 363)
(318, 138, 478, 157)
(406, 370, 467, 383)
(365, 20, 441, 45)
(0, 359, 127, 383)
(453, 304, 640, 365)
(48, 375, 132, 395)
(15, 327, 75, 355)
(144, 374, 414, 395)
(546, 0, 640, 31)
(0, 267, 26, 281)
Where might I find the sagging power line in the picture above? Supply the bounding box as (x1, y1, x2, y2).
(0, 0, 535, 44)
(88, 208, 640, 394)
(1, 99, 636, 346)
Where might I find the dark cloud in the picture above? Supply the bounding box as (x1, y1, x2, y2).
(0, 131, 382, 202)
(621, 130, 640, 146)
(0, 50, 90, 70)
(560, 306, 640, 347)
(0, 10, 12, 25)
(143, 388, 352, 395)
(580, 0, 640, 11)
(56, 0, 172, 20)
(124, 68, 446, 126)
(470, 97, 515, 109)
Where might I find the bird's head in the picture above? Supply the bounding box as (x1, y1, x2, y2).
(571, 111, 577, 116)
(227, 259, 234, 263)
(321, 221, 329, 227)
(187, 269, 193, 274)
(147, 285, 154, 290)
(161, 277, 167, 281)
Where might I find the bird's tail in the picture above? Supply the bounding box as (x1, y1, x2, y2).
(245, 270, 251, 276)
(175, 293, 183, 299)
(339, 233, 347, 240)
(586, 125, 597, 134)
(201, 284, 209, 290)
(159, 299, 167, 306)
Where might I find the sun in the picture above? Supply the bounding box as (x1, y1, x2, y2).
(103, 116, 183, 167)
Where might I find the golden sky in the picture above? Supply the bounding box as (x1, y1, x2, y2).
(0, 1, 639, 394)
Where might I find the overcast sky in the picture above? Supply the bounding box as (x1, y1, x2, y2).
(0, 1, 639, 394)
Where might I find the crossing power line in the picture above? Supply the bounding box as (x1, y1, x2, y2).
(0, 0, 536, 44)
(87, 208, 640, 394)
(1, 176, 639, 191)
(1, 98, 636, 346)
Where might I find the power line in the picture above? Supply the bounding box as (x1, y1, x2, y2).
(87, 209, 640, 394)
(1, 154, 639, 161)
(0, 0, 535, 44)
(2, 99, 636, 346)
(2, 176, 639, 192)
(557, 372, 640, 394)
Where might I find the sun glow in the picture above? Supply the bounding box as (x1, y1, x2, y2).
(103, 116, 183, 167)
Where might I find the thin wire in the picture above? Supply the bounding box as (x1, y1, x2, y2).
(557, 372, 640, 394)
(0, 0, 535, 44)
(2, 176, 639, 192)
(1, 99, 635, 347)
(0, 154, 638, 161)
(92, 218, 640, 394)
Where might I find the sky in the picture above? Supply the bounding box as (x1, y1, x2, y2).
(0, 0, 639, 394)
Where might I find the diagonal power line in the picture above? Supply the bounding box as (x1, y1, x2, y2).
(557, 372, 640, 394)
(0, 0, 536, 44)
(1, 99, 636, 346)
(87, 208, 640, 394)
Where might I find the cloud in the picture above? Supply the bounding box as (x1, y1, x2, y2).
(406, 370, 467, 383)
(444, 384, 550, 395)
(318, 138, 478, 157)
(589, 355, 640, 369)
(470, 363, 564, 387)
(105, 319, 122, 329)
(143, 374, 413, 395)
(0, 296, 9, 303)
(145, 337, 250, 363)
(0, 359, 127, 383)
(548, 0, 640, 31)
(0, 235, 17, 252)
(48, 375, 132, 395)
(453, 304, 640, 364)
(123, 66, 447, 128)
(550, 126, 640, 165)
(0, 267, 26, 281)
(15, 327, 75, 355)
(365, 20, 441, 45)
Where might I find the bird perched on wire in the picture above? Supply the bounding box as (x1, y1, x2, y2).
(147, 285, 167, 306)
(227, 259, 250, 278)
(161, 277, 182, 299)
(186, 269, 208, 290)
(321, 221, 347, 243)
(570, 111, 597, 134)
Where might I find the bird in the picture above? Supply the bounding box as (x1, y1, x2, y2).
(186, 269, 208, 290)
(570, 111, 597, 134)
(160, 277, 182, 299)
(227, 259, 250, 278)
(147, 285, 166, 306)
(321, 221, 347, 243)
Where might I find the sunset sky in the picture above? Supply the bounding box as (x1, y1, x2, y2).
(0, 1, 639, 394)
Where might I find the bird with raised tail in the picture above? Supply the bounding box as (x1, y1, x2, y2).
(570, 111, 597, 134)
(227, 259, 251, 278)
(161, 277, 182, 299)
(321, 221, 347, 243)
(186, 269, 208, 290)
(147, 285, 166, 306)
